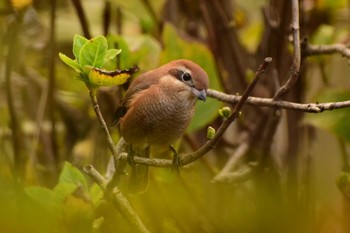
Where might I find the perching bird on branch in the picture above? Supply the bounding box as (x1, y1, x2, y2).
(114, 59, 209, 193)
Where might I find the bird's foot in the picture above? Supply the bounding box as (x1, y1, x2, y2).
(170, 145, 181, 173)
(127, 146, 136, 166)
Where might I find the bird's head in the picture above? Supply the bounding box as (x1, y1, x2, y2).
(164, 59, 209, 101)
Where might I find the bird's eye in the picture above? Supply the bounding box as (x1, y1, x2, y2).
(182, 72, 192, 82)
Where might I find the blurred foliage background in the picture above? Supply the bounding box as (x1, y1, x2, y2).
(1, 0, 350, 232)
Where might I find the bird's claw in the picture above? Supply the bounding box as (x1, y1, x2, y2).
(127, 154, 136, 166)
(127, 146, 136, 166)
(170, 146, 182, 173)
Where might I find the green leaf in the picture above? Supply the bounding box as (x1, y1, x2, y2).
(79, 35, 108, 69)
(89, 183, 103, 206)
(25, 187, 60, 212)
(58, 162, 88, 191)
(161, 23, 223, 132)
(59, 52, 82, 72)
(311, 24, 335, 45)
(73, 34, 88, 61)
(105, 48, 121, 61)
(107, 34, 161, 71)
(53, 183, 79, 203)
(110, 0, 165, 32)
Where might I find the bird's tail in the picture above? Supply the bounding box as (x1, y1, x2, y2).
(128, 145, 150, 194)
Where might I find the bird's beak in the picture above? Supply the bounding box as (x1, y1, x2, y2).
(192, 88, 207, 101)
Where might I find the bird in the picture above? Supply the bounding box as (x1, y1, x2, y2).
(114, 59, 209, 193)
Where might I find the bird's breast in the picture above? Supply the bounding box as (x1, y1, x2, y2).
(120, 84, 196, 146)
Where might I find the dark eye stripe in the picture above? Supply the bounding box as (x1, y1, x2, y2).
(168, 68, 194, 87)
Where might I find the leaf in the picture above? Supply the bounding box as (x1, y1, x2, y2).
(73, 34, 89, 61)
(53, 183, 79, 203)
(25, 187, 60, 211)
(58, 162, 88, 191)
(59, 52, 82, 72)
(88, 66, 139, 87)
(79, 35, 108, 69)
(311, 24, 335, 45)
(10, 0, 32, 10)
(110, 0, 165, 32)
(105, 48, 121, 61)
(107, 34, 161, 71)
(160, 23, 223, 132)
(89, 183, 103, 206)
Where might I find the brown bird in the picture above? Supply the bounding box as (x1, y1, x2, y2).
(115, 59, 209, 193)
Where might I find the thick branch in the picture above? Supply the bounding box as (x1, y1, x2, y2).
(273, 0, 301, 100)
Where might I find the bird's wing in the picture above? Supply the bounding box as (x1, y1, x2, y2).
(113, 73, 160, 124)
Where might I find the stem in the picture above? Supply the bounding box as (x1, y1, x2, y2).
(5, 12, 24, 178)
(88, 88, 118, 156)
(48, 0, 59, 170)
(71, 0, 91, 38)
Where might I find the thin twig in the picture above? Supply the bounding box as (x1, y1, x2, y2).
(89, 89, 118, 156)
(5, 12, 24, 177)
(83, 164, 108, 188)
(71, 0, 91, 38)
(273, 0, 301, 100)
(304, 43, 350, 59)
(212, 165, 255, 183)
(211, 142, 249, 182)
(207, 89, 350, 113)
(48, 0, 58, 168)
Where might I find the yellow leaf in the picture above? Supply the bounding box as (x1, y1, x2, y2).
(11, 0, 32, 10)
(88, 65, 139, 87)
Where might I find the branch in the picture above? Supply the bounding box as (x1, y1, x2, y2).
(83, 164, 108, 188)
(83, 164, 150, 233)
(212, 165, 255, 184)
(304, 42, 350, 59)
(48, 0, 59, 167)
(89, 89, 118, 156)
(207, 89, 350, 113)
(70, 0, 91, 38)
(211, 142, 249, 182)
(5, 11, 25, 178)
(273, 0, 301, 100)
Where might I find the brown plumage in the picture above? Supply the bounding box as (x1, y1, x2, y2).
(115, 59, 209, 193)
